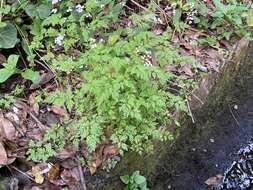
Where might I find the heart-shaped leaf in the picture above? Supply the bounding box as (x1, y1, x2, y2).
(0, 23, 18, 49)
(37, 4, 51, 19)
(134, 175, 146, 185)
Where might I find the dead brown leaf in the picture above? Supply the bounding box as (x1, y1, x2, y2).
(30, 72, 55, 90)
(56, 145, 77, 159)
(0, 116, 16, 140)
(28, 92, 40, 115)
(60, 169, 78, 186)
(48, 163, 60, 182)
(179, 64, 194, 77)
(89, 143, 118, 175)
(32, 165, 45, 184)
(164, 65, 177, 72)
(0, 141, 8, 165)
(31, 186, 43, 190)
(0, 53, 6, 64)
(50, 105, 67, 117)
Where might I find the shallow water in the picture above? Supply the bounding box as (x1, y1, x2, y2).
(152, 64, 253, 189)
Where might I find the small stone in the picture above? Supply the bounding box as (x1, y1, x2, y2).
(234, 104, 238, 110)
(168, 185, 171, 189)
(198, 65, 208, 72)
(210, 138, 215, 143)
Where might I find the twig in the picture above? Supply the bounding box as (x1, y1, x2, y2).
(10, 165, 35, 182)
(130, 0, 152, 13)
(186, 99, 195, 123)
(168, 81, 204, 105)
(76, 157, 87, 190)
(228, 105, 240, 127)
(16, 47, 27, 68)
(29, 112, 45, 130)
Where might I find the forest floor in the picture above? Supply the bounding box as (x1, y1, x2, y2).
(0, 0, 252, 189)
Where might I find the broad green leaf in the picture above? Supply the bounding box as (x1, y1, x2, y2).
(21, 69, 40, 84)
(6, 54, 19, 69)
(37, 4, 51, 19)
(0, 23, 18, 49)
(0, 68, 15, 83)
(25, 4, 37, 17)
(134, 175, 146, 185)
(25, 4, 51, 19)
(120, 175, 130, 184)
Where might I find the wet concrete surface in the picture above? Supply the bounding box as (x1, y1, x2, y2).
(152, 70, 253, 189)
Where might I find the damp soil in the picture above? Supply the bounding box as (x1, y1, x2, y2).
(151, 64, 253, 189)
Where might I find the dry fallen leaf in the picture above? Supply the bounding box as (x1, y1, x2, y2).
(56, 145, 77, 159)
(30, 72, 55, 90)
(164, 65, 177, 72)
(205, 174, 223, 187)
(89, 143, 118, 175)
(0, 53, 6, 64)
(50, 105, 67, 117)
(32, 165, 44, 184)
(30, 186, 43, 190)
(0, 116, 16, 140)
(179, 64, 194, 77)
(60, 169, 78, 185)
(48, 163, 60, 181)
(0, 141, 8, 165)
(28, 93, 40, 115)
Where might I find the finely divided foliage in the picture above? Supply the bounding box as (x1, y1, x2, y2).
(0, 0, 251, 162)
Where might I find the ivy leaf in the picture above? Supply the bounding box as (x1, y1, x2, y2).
(21, 69, 40, 84)
(0, 23, 18, 49)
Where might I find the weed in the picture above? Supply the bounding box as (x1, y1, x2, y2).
(120, 171, 149, 190)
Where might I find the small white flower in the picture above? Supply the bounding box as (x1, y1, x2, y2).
(85, 13, 92, 18)
(55, 34, 64, 46)
(90, 38, 96, 43)
(75, 4, 84, 13)
(66, 8, 73, 12)
(51, 8, 57, 14)
(52, 0, 60, 5)
(91, 43, 97, 49)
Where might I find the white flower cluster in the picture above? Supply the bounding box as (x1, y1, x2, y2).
(51, 8, 57, 14)
(52, 0, 60, 5)
(90, 38, 97, 49)
(76, 4, 84, 13)
(55, 34, 64, 46)
(66, 4, 84, 13)
(186, 9, 198, 24)
(141, 51, 153, 67)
